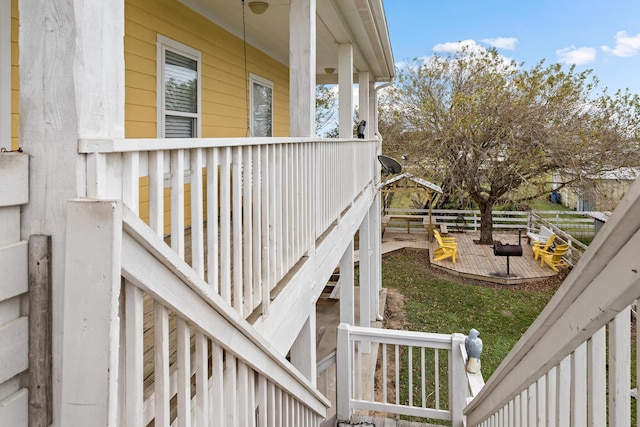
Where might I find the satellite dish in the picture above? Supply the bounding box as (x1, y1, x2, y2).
(377, 155, 403, 175)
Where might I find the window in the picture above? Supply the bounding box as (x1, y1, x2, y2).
(250, 74, 273, 137)
(157, 35, 201, 138)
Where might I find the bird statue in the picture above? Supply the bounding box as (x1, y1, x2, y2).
(465, 328, 483, 374)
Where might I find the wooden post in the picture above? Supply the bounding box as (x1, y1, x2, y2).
(359, 210, 371, 335)
(336, 323, 352, 422)
(28, 235, 52, 427)
(450, 333, 467, 427)
(338, 43, 353, 138)
(60, 199, 122, 426)
(339, 241, 355, 325)
(289, 0, 316, 137)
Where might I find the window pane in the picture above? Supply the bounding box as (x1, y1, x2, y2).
(165, 115, 195, 138)
(252, 81, 272, 137)
(165, 50, 197, 113)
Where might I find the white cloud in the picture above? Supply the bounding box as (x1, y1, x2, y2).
(601, 31, 640, 57)
(432, 39, 484, 54)
(481, 37, 518, 50)
(556, 46, 597, 65)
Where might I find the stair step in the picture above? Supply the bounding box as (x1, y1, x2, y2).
(344, 415, 442, 427)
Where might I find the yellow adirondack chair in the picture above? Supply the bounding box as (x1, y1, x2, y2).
(433, 230, 457, 263)
(532, 233, 556, 260)
(539, 244, 570, 272)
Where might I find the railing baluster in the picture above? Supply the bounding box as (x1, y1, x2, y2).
(546, 367, 557, 427)
(434, 348, 439, 410)
(536, 375, 546, 426)
(148, 150, 164, 236)
(421, 347, 426, 408)
(261, 144, 271, 317)
(370, 342, 375, 403)
(195, 332, 209, 427)
(572, 343, 587, 426)
(408, 346, 413, 406)
(395, 344, 399, 405)
(357, 343, 362, 400)
(238, 361, 249, 427)
(224, 353, 237, 426)
(176, 319, 191, 427)
(206, 147, 219, 292)
(242, 145, 253, 314)
(154, 304, 170, 427)
(170, 149, 185, 259)
(190, 148, 205, 277)
(220, 147, 231, 304)
(122, 152, 139, 213)
(252, 146, 262, 310)
(232, 146, 243, 314)
(382, 344, 387, 403)
(609, 307, 631, 425)
(124, 281, 143, 426)
(557, 356, 571, 425)
(211, 343, 224, 425)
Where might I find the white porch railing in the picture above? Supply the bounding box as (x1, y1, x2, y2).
(61, 198, 330, 426)
(464, 177, 640, 426)
(336, 323, 470, 427)
(80, 137, 377, 321)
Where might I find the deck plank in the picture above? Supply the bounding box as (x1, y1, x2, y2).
(382, 230, 558, 285)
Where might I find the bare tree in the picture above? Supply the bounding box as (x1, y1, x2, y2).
(382, 47, 640, 243)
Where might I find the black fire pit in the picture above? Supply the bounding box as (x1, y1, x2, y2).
(492, 231, 523, 277)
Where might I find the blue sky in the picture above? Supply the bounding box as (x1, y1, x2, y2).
(384, 0, 640, 95)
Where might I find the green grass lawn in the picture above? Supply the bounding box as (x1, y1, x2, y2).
(381, 248, 560, 380)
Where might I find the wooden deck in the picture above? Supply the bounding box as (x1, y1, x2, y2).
(382, 230, 558, 285)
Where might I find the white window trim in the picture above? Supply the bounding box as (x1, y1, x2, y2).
(0, 0, 11, 150)
(250, 73, 273, 137)
(156, 34, 202, 138)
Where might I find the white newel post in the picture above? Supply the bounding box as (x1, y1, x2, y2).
(450, 333, 467, 427)
(19, 1, 125, 425)
(290, 0, 316, 137)
(336, 323, 352, 422)
(339, 241, 355, 325)
(338, 43, 353, 139)
(60, 199, 123, 425)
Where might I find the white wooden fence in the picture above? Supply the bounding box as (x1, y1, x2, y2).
(463, 177, 640, 426)
(0, 153, 29, 426)
(384, 208, 596, 238)
(336, 323, 469, 427)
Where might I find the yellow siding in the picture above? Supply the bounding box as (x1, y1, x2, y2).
(11, 0, 19, 150)
(126, 0, 290, 233)
(124, 0, 290, 138)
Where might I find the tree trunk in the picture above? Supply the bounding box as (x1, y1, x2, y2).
(478, 200, 495, 244)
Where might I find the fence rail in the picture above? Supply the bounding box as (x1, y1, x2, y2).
(384, 208, 597, 236)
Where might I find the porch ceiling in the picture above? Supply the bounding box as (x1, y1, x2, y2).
(178, 0, 395, 83)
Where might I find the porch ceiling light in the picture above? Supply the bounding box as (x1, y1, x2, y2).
(248, 1, 269, 14)
(324, 67, 335, 75)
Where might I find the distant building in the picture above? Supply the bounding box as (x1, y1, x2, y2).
(554, 167, 640, 212)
